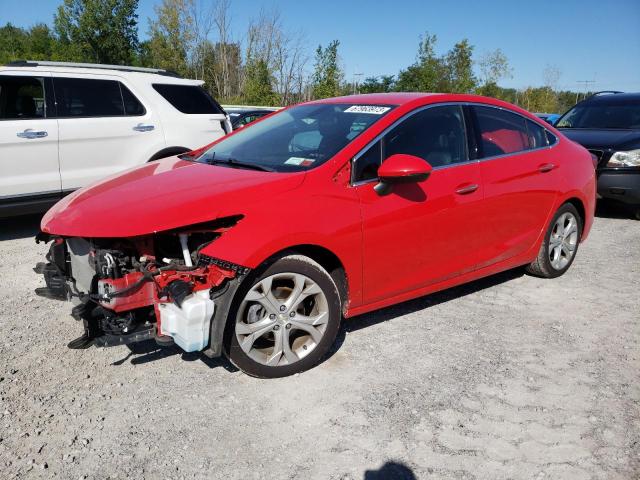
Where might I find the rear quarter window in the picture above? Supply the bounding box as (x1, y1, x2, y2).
(525, 119, 549, 148)
(153, 84, 224, 114)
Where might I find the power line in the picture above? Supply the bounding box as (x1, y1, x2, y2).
(576, 80, 596, 102)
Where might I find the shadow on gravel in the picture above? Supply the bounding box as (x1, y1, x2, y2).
(0, 214, 42, 241)
(112, 339, 239, 372)
(364, 461, 417, 479)
(328, 267, 526, 358)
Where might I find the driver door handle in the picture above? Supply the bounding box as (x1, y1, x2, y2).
(133, 123, 155, 132)
(17, 129, 48, 139)
(455, 183, 479, 195)
(538, 163, 555, 173)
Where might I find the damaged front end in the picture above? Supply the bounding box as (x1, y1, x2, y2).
(34, 216, 249, 356)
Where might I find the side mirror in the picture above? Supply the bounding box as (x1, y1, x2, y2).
(374, 154, 432, 196)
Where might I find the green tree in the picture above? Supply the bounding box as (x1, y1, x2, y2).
(146, 0, 192, 75)
(360, 75, 396, 93)
(312, 40, 343, 99)
(0, 23, 29, 63)
(443, 39, 476, 93)
(243, 59, 278, 105)
(0, 23, 60, 63)
(27, 24, 57, 60)
(396, 33, 447, 92)
(54, 0, 140, 64)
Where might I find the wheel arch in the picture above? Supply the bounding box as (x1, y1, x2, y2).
(147, 146, 191, 162)
(254, 244, 349, 314)
(564, 197, 586, 234)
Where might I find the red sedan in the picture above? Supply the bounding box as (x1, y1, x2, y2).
(35, 93, 596, 377)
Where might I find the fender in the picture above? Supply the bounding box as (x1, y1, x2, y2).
(200, 180, 365, 308)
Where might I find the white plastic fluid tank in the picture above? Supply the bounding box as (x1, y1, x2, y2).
(158, 290, 215, 352)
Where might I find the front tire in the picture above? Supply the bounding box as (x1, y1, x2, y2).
(526, 203, 582, 278)
(224, 255, 341, 378)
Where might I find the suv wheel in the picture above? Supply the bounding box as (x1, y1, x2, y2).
(225, 255, 341, 378)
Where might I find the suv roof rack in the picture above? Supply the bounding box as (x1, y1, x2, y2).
(5, 60, 181, 78)
(588, 90, 623, 98)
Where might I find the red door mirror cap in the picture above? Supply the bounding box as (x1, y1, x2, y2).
(378, 154, 433, 183)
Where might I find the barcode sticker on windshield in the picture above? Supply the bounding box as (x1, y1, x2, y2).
(344, 105, 390, 115)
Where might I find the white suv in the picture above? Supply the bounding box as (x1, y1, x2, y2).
(0, 61, 231, 217)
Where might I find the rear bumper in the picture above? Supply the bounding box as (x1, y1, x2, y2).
(597, 171, 640, 206)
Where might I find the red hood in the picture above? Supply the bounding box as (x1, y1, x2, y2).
(41, 158, 305, 237)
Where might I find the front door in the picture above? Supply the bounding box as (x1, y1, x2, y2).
(354, 104, 485, 305)
(0, 73, 60, 200)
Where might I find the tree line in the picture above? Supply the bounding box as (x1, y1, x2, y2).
(0, 0, 590, 112)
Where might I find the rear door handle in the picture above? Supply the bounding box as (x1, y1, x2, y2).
(455, 184, 479, 195)
(133, 123, 155, 132)
(538, 163, 555, 173)
(17, 129, 48, 139)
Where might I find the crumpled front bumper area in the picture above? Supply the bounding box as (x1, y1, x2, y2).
(34, 234, 248, 354)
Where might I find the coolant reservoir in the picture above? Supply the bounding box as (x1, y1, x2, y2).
(158, 290, 215, 352)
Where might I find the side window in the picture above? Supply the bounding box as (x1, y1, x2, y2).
(54, 78, 124, 117)
(0, 76, 46, 120)
(152, 84, 224, 114)
(526, 119, 549, 148)
(120, 83, 145, 116)
(353, 140, 382, 182)
(352, 105, 468, 183)
(474, 106, 530, 157)
(384, 105, 468, 168)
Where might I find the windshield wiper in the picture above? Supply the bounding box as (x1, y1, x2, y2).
(206, 156, 275, 172)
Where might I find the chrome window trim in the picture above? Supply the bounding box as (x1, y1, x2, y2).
(350, 101, 559, 187)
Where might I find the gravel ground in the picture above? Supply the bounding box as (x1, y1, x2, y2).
(0, 208, 638, 480)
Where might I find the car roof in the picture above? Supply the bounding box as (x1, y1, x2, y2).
(306, 92, 526, 108)
(583, 92, 640, 104)
(0, 61, 202, 86)
(307, 92, 438, 106)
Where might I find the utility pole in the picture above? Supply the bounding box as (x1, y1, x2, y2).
(576, 80, 595, 102)
(353, 72, 363, 94)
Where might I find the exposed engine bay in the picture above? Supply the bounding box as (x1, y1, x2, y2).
(34, 216, 249, 354)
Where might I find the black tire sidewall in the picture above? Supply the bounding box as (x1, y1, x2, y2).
(224, 256, 342, 378)
(540, 203, 582, 278)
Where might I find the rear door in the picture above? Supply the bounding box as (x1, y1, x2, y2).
(54, 75, 165, 191)
(471, 105, 560, 268)
(0, 73, 60, 201)
(355, 104, 486, 304)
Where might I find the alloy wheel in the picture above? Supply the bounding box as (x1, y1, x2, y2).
(548, 212, 579, 270)
(235, 272, 329, 367)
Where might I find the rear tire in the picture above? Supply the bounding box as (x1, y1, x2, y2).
(526, 203, 582, 278)
(224, 255, 341, 378)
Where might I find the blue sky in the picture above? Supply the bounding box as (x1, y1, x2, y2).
(2, 0, 639, 91)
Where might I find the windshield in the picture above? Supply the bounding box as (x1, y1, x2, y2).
(196, 103, 395, 172)
(557, 100, 640, 129)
